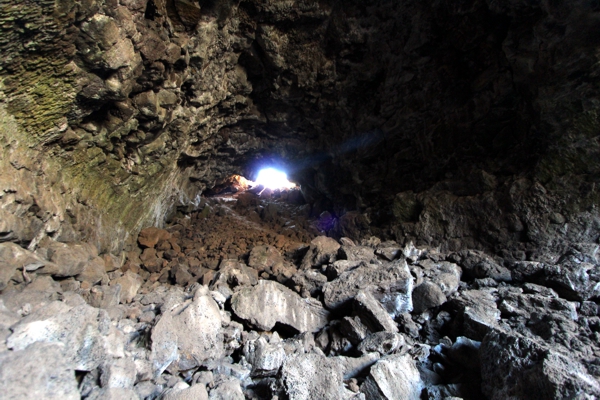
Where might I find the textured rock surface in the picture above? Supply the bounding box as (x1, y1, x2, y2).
(231, 280, 329, 333)
(361, 354, 422, 400)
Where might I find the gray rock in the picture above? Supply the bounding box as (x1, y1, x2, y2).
(375, 241, 403, 261)
(112, 270, 142, 303)
(163, 384, 209, 400)
(323, 259, 413, 317)
(248, 245, 284, 274)
(208, 376, 244, 400)
(7, 300, 117, 370)
(481, 328, 600, 399)
(243, 336, 286, 377)
(411, 282, 447, 314)
(415, 260, 462, 296)
(40, 241, 98, 278)
(87, 387, 139, 400)
(151, 286, 223, 375)
(357, 332, 405, 356)
(231, 280, 329, 333)
(2, 274, 61, 314)
(326, 260, 362, 280)
(76, 256, 108, 285)
(353, 290, 399, 333)
(340, 245, 376, 262)
(282, 352, 354, 400)
(334, 352, 381, 379)
(88, 284, 122, 309)
(449, 289, 500, 340)
(291, 269, 328, 296)
(100, 358, 136, 389)
(301, 236, 341, 269)
(339, 316, 369, 345)
(0, 242, 52, 290)
(360, 354, 422, 400)
(0, 342, 79, 399)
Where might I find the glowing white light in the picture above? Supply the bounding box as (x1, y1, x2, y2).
(255, 168, 295, 189)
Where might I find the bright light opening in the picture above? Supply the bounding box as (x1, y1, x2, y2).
(254, 168, 296, 189)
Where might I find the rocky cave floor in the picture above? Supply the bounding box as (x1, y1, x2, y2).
(1, 188, 600, 399)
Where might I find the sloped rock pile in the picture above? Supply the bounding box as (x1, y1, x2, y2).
(0, 192, 599, 399)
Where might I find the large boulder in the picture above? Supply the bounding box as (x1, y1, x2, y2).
(231, 280, 329, 333)
(480, 328, 600, 399)
(301, 236, 341, 269)
(323, 259, 413, 316)
(6, 300, 123, 371)
(0, 342, 80, 399)
(282, 352, 354, 400)
(151, 286, 223, 376)
(360, 354, 422, 400)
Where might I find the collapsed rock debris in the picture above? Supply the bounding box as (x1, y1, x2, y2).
(1, 188, 599, 399)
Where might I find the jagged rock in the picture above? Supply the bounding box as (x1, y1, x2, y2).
(340, 245, 376, 262)
(480, 328, 600, 399)
(76, 256, 108, 285)
(357, 332, 405, 356)
(339, 316, 369, 345)
(334, 352, 381, 379)
(231, 280, 329, 333)
(6, 300, 120, 370)
(323, 259, 413, 316)
(0, 342, 79, 399)
(291, 269, 328, 296)
(88, 285, 122, 309)
(360, 354, 422, 400)
(301, 236, 341, 269)
(1, 274, 61, 314)
(414, 260, 462, 296)
(375, 241, 403, 261)
(326, 260, 362, 280)
(151, 286, 223, 375)
(209, 376, 245, 400)
(450, 250, 510, 282)
(411, 281, 447, 314)
(39, 241, 98, 278)
(0, 242, 50, 290)
(448, 289, 500, 340)
(138, 227, 171, 248)
(282, 352, 354, 400)
(353, 290, 399, 333)
(243, 336, 287, 377)
(112, 270, 142, 303)
(248, 245, 284, 274)
(100, 358, 136, 389)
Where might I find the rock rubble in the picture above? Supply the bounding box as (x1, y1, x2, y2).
(0, 190, 599, 399)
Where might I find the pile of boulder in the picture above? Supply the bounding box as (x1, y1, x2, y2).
(1, 194, 599, 399)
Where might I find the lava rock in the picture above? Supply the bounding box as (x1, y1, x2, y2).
(0, 342, 79, 399)
(138, 227, 171, 249)
(411, 281, 447, 314)
(358, 332, 405, 356)
(231, 280, 329, 333)
(353, 290, 399, 333)
(151, 286, 223, 375)
(360, 354, 422, 400)
(480, 328, 600, 399)
(282, 352, 353, 400)
(323, 259, 413, 316)
(301, 236, 341, 269)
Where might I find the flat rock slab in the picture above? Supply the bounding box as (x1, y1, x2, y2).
(323, 259, 413, 317)
(361, 354, 422, 400)
(231, 280, 329, 333)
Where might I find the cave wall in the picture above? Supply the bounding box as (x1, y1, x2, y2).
(0, 0, 599, 255)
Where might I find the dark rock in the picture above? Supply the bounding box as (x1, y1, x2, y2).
(301, 236, 341, 269)
(323, 259, 413, 316)
(357, 332, 405, 356)
(353, 290, 399, 333)
(411, 281, 447, 314)
(480, 328, 600, 399)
